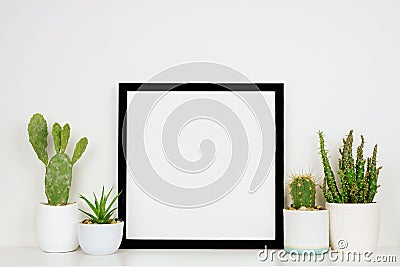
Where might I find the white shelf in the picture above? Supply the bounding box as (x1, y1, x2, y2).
(0, 247, 399, 266)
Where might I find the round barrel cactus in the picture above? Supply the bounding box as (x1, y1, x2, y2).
(288, 173, 317, 209)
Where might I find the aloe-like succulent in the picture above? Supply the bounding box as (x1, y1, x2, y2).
(79, 186, 122, 224)
(28, 113, 88, 206)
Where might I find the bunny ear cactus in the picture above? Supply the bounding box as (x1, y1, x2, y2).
(318, 130, 381, 203)
(28, 113, 88, 206)
(288, 172, 317, 209)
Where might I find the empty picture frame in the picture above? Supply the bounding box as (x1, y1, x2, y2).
(118, 83, 284, 249)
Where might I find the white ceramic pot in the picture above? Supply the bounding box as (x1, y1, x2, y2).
(326, 202, 380, 252)
(78, 222, 124, 256)
(34, 202, 81, 252)
(284, 209, 329, 254)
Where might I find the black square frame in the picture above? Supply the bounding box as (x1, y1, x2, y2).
(118, 83, 284, 249)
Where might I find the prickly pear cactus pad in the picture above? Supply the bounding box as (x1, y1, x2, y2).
(45, 153, 72, 205)
(61, 124, 70, 153)
(28, 114, 48, 165)
(28, 113, 88, 206)
(72, 137, 88, 165)
(52, 123, 62, 153)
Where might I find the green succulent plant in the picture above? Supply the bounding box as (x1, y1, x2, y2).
(288, 172, 317, 209)
(79, 186, 122, 224)
(318, 130, 382, 203)
(28, 113, 88, 206)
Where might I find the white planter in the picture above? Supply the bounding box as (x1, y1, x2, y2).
(326, 202, 380, 252)
(34, 202, 81, 252)
(284, 209, 329, 254)
(78, 222, 124, 256)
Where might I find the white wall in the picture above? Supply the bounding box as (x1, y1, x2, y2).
(0, 0, 399, 247)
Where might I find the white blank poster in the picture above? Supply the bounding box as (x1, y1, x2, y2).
(124, 89, 276, 240)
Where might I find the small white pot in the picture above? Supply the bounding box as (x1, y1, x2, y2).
(34, 202, 81, 252)
(326, 202, 380, 252)
(78, 221, 124, 256)
(284, 209, 329, 254)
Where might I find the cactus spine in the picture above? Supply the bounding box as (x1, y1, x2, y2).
(318, 130, 381, 203)
(288, 173, 317, 209)
(28, 113, 88, 206)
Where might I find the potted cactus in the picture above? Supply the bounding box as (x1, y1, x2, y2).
(318, 130, 381, 252)
(284, 172, 329, 254)
(78, 186, 123, 256)
(28, 113, 88, 252)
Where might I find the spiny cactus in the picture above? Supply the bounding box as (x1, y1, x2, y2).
(288, 173, 317, 209)
(318, 132, 340, 203)
(28, 113, 88, 206)
(318, 130, 381, 203)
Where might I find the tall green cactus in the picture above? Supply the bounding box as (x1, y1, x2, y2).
(288, 173, 317, 209)
(318, 131, 341, 203)
(367, 145, 381, 203)
(28, 113, 88, 206)
(355, 136, 366, 202)
(318, 130, 381, 203)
